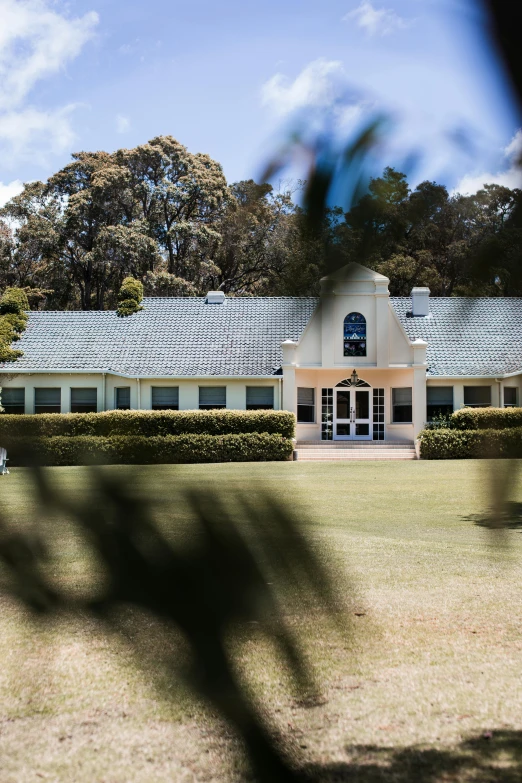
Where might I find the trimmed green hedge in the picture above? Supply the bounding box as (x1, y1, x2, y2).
(117, 277, 144, 317)
(0, 286, 28, 363)
(4, 433, 294, 467)
(419, 427, 522, 459)
(450, 407, 522, 431)
(0, 409, 295, 439)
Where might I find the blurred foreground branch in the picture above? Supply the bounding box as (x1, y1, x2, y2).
(0, 465, 348, 782)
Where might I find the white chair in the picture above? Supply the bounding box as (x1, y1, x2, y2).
(0, 447, 9, 475)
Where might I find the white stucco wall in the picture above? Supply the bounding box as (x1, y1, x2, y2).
(284, 265, 424, 441)
(0, 374, 282, 413)
(293, 368, 417, 443)
(0, 373, 105, 414)
(293, 265, 414, 373)
(428, 378, 493, 409)
(388, 311, 414, 365)
(295, 305, 322, 366)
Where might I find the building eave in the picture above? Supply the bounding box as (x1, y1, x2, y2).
(0, 367, 281, 379)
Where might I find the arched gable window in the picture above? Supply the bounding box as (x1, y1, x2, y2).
(343, 313, 366, 357)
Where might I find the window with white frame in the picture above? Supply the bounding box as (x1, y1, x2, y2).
(1, 388, 25, 414)
(115, 387, 131, 410)
(427, 386, 453, 420)
(297, 387, 315, 423)
(199, 387, 226, 410)
(151, 387, 179, 410)
(35, 388, 61, 414)
(464, 386, 491, 407)
(343, 312, 366, 357)
(392, 387, 412, 423)
(504, 387, 518, 408)
(246, 387, 274, 410)
(71, 388, 97, 414)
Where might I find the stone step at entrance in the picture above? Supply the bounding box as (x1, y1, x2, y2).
(297, 440, 414, 448)
(295, 440, 417, 461)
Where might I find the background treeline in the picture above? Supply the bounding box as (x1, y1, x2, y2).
(1, 135, 521, 310)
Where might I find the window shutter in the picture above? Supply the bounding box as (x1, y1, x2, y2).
(427, 387, 453, 405)
(392, 388, 412, 406)
(2, 388, 24, 406)
(71, 388, 97, 406)
(199, 387, 226, 406)
(35, 388, 60, 406)
(116, 387, 131, 408)
(151, 387, 179, 407)
(297, 387, 315, 405)
(464, 386, 491, 406)
(246, 387, 274, 406)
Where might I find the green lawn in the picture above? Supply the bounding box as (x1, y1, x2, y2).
(1, 461, 522, 782)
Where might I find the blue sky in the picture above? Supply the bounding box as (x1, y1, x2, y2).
(0, 0, 520, 206)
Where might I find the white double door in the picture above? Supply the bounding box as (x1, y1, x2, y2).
(334, 388, 372, 440)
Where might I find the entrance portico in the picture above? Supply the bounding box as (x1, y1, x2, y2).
(281, 263, 427, 443)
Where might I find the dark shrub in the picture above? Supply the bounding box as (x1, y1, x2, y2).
(4, 433, 294, 466)
(450, 407, 522, 431)
(419, 427, 522, 459)
(0, 409, 296, 439)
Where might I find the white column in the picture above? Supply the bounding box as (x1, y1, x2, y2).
(227, 383, 244, 410)
(282, 367, 296, 413)
(453, 382, 464, 410)
(61, 383, 70, 414)
(413, 368, 426, 438)
(281, 340, 297, 414)
(412, 339, 428, 439)
(375, 282, 390, 368)
(179, 382, 199, 410)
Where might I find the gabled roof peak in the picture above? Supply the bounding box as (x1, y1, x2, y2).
(320, 262, 390, 284)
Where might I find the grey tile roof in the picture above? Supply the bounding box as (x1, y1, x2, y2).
(0, 297, 318, 377)
(2, 295, 521, 378)
(391, 297, 522, 376)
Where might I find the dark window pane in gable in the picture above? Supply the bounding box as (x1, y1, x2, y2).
(344, 312, 366, 357)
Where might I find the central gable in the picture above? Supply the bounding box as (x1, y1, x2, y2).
(320, 261, 390, 295)
(293, 262, 414, 369)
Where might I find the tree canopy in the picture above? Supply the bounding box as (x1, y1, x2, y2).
(1, 139, 521, 310)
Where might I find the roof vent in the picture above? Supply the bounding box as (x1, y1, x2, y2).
(411, 287, 430, 317)
(205, 290, 225, 304)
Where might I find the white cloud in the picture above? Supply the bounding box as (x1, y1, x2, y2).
(0, 179, 24, 207)
(343, 1, 408, 37)
(454, 129, 522, 195)
(0, 104, 78, 165)
(116, 114, 130, 133)
(504, 129, 522, 161)
(0, 0, 98, 111)
(0, 0, 98, 165)
(262, 59, 348, 117)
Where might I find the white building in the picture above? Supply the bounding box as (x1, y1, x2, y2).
(1, 263, 521, 443)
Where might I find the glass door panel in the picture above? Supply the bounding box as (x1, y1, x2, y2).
(336, 390, 350, 419)
(353, 389, 371, 440)
(355, 390, 369, 419)
(334, 388, 372, 440)
(335, 389, 351, 439)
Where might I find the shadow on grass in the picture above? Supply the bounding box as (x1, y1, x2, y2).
(465, 501, 522, 530)
(0, 465, 352, 783)
(305, 730, 522, 782)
